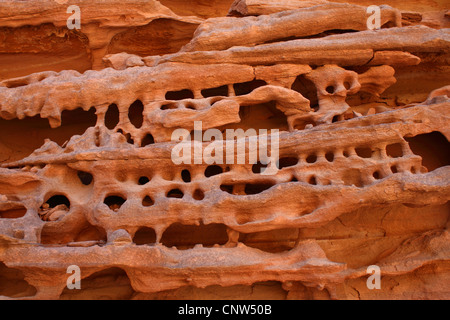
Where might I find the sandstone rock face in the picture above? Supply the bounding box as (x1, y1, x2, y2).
(0, 0, 449, 300)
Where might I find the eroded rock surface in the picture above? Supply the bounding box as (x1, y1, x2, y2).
(0, 0, 449, 300)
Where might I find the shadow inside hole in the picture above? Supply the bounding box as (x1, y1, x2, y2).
(44, 195, 70, 209)
(278, 157, 298, 169)
(133, 227, 156, 245)
(77, 171, 93, 185)
(104, 196, 126, 211)
(386, 143, 403, 158)
(167, 189, 184, 199)
(181, 169, 191, 183)
(138, 176, 150, 185)
(193, 189, 204, 201)
(141, 133, 155, 146)
(373, 171, 381, 179)
(325, 152, 334, 162)
(161, 223, 228, 249)
(142, 196, 154, 207)
(308, 176, 317, 185)
(201, 85, 228, 98)
(105, 104, 120, 130)
(205, 165, 223, 177)
(128, 100, 144, 129)
(244, 182, 275, 195)
(306, 154, 317, 163)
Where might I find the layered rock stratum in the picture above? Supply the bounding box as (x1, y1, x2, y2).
(0, 0, 449, 300)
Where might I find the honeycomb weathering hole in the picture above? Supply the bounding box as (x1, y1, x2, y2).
(386, 143, 403, 158)
(77, 171, 93, 185)
(161, 223, 228, 249)
(104, 195, 126, 211)
(278, 157, 298, 169)
(201, 85, 228, 98)
(141, 133, 155, 146)
(205, 165, 223, 177)
(133, 227, 157, 245)
(233, 80, 267, 96)
(181, 169, 191, 183)
(405, 131, 450, 172)
(142, 196, 154, 207)
(44, 195, 70, 209)
(165, 89, 194, 100)
(138, 176, 150, 185)
(0, 205, 27, 219)
(105, 104, 120, 129)
(128, 100, 144, 129)
(193, 189, 205, 200)
(355, 147, 372, 158)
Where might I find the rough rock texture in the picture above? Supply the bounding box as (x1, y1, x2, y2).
(0, 0, 449, 300)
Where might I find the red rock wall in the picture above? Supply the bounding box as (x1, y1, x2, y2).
(0, 0, 449, 300)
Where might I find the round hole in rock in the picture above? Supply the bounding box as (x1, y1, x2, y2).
(105, 104, 120, 130)
(373, 171, 381, 179)
(181, 169, 191, 183)
(205, 165, 223, 177)
(77, 171, 93, 185)
(138, 176, 150, 185)
(391, 165, 398, 174)
(44, 195, 70, 209)
(142, 196, 154, 207)
(201, 85, 229, 98)
(233, 80, 267, 96)
(141, 133, 155, 147)
(128, 100, 144, 129)
(343, 150, 350, 157)
(306, 154, 317, 163)
(244, 182, 275, 195)
(326, 86, 335, 94)
(325, 152, 334, 162)
(133, 227, 156, 245)
(104, 196, 126, 211)
(308, 176, 317, 185)
(167, 189, 184, 199)
(193, 189, 204, 201)
(344, 81, 351, 90)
